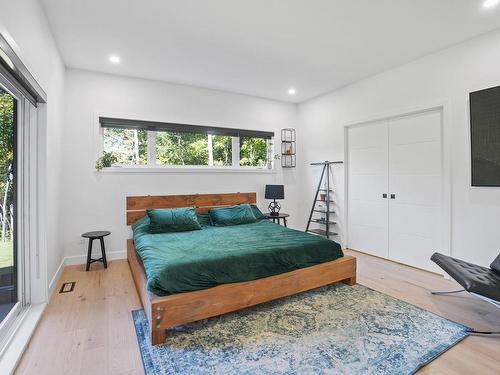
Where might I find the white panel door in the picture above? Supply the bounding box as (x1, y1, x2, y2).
(388, 110, 442, 272)
(347, 121, 389, 258)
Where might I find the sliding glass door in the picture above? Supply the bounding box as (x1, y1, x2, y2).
(0, 85, 17, 326)
(0, 68, 32, 347)
(0, 33, 44, 355)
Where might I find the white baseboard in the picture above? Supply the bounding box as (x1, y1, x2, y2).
(46, 250, 127, 296)
(64, 250, 127, 266)
(48, 257, 65, 296)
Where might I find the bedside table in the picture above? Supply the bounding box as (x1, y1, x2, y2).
(264, 213, 290, 227)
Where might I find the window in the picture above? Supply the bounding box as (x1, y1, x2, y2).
(155, 131, 234, 166)
(100, 117, 274, 169)
(240, 137, 269, 167)
(103, 127, 147, 165)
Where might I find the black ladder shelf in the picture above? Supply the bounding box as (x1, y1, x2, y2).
(306, 160, 343, 239)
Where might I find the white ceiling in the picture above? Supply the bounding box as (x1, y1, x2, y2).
(41, 0, 500, 102)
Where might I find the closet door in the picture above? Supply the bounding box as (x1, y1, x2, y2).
(347, 121, 389, 258)
(388, 110, 442, 272)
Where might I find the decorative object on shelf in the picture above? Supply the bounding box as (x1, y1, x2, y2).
(267, 152, 281, 170)
(95, 151, 117, 171)
(281, 128, 296, 168)
(265, 184, 284, 216)
(305, 161, 343, 239)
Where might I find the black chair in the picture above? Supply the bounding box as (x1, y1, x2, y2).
(431, 252, 500, 335)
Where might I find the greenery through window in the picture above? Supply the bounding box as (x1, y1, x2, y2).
(103, 128, 147, 165)
(103, 126, 272, 168)
(0, 89, 14, 268)
(156, 131, 208, 166)
(211, 135, 233, 166)
(240, 137, 268, 167)
(155, 132, 233, 166)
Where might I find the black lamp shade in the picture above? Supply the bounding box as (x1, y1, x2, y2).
(265, 185, 284, 200)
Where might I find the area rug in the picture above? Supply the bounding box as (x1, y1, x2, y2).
(132, 283, 468, 375)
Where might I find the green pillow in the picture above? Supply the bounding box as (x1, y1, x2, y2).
(209, 204, 257, 226)
(196, 213, 213, 227)
(250, 204, 266, 220)
(132, 215, 150, 232)
(147, 207, 202, 233)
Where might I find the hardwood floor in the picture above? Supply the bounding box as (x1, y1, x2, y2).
(15, 251, 500, 375)
(16, 260, 144, 375)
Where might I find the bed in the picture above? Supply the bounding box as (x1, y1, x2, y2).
(127, 192, 356, 345)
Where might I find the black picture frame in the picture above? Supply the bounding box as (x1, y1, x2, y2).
(470, 85, 500, 187)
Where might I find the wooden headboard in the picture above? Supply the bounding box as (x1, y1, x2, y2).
(126, 192, 257, 225)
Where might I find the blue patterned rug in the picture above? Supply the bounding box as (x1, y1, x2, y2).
(132, 283, 468, 375)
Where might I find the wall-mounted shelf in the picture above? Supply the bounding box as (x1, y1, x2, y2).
(281, 128, 296, 168)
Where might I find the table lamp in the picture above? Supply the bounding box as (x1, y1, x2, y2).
(265, 184, 284, 217)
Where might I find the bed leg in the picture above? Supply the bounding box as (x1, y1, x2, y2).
(151, 328, 167, 346)
(342, 276, 356, 286)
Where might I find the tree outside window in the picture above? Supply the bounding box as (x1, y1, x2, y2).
(239, 137, 267, 167)
(102, 124, 272, 168)
(0, 90, 14, 267)
(103, 128, 147, 165)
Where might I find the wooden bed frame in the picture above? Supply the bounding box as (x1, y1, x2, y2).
(126, 192, 357, 346)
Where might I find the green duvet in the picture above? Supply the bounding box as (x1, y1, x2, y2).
(133, 218, 344, 296)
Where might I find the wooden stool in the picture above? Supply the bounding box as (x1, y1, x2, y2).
(82, 231, 110, 271)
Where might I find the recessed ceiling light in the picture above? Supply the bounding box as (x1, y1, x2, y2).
(109, 55, 121, 64)
(288, 88, 296, 95)
(483, 0, 499, 9)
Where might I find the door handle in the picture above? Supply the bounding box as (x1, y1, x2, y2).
(390, 194, 396, 199)
(382, 193, 387, 198)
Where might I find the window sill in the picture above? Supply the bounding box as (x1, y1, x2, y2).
(98, 166, 277, 174)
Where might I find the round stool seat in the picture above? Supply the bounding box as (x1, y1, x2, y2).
(82, 231, 111, 239)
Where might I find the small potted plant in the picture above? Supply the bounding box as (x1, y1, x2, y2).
(95, 151, 118, 171)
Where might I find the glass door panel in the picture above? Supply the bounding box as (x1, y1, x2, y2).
(0, 87, 16, 324)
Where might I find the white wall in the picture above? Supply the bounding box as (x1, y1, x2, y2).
(0, 0, 65, 295)
(4, 0, 499, 278)
(298, 29, 500, 267)
(62, 69, 298, 262)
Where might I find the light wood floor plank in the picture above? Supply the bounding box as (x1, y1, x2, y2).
(15, 251, 500, 374)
